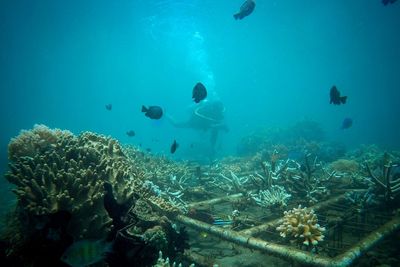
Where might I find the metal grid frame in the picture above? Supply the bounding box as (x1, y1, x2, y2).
(176, 193, 400, 267)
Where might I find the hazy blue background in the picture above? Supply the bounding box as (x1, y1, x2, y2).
(1, 0, 399, 175)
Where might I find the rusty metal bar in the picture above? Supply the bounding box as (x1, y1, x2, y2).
(176, 214, 332, 267)
(177, 213, 400, 267)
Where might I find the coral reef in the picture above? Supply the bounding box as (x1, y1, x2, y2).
(276, 205, 325, 246)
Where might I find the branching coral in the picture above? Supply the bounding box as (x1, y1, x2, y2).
(365, 159, 400, 205)
(153, 251, 194, 267)
(276, 205, 325, 246)
(250, 185, 291, 208)
(210, 170, 249, 194)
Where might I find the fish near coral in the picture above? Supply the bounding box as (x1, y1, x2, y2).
(61, 239, 112, 267)
(234, 0, 256, 20)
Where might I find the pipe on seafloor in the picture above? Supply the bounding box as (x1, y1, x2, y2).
(240, 192, 350, 236)
(187, 193, 243, 208)
(330, 215, 400, 267)
(176, 214, 332, 267)
(176, 213, 400, 267)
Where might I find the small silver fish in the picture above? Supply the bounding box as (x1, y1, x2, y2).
(61, 239, 111, 267)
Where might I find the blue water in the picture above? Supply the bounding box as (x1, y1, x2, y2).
(0, 0, 399, 172)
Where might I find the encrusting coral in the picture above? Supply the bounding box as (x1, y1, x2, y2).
(276, 205, 325, 246)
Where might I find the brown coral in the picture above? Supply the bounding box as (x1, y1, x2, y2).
(276, 205, 325, 246)
(5, 125, 149, 241)
(330, 159, 359, 174)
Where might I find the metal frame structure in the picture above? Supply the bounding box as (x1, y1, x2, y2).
(175, 193, 400, 267)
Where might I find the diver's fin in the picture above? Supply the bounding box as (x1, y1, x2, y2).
(340, 96, 347, 104)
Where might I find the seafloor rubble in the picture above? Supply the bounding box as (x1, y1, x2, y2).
(1, 124, 400, 267)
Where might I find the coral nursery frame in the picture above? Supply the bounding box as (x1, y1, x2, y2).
(175, 193, 400, 267)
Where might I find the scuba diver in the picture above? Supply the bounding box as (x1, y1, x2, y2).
(167, 100, 229, 155)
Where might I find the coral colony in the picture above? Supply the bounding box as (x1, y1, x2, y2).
(276, 205, 325, 247)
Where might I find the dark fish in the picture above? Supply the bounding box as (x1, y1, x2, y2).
(105, 104, 112, 111)
(142, 105, 163, 119)
(329, 86, 347, 105)
(146, 148, 152, 152)
(382, 0, 397, 5)
(192, 82, 207, 103)
(341, 118, 353, 129)
(170, 140, 179, 154)
(126, 130, 135, 137)
(234, 0, 256, 20)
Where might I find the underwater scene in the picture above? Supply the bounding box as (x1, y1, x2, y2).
(1, 0, 400, 266)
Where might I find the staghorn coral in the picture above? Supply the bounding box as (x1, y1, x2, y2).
(276, 205, 325, 246)
(250, 185, 291, 208)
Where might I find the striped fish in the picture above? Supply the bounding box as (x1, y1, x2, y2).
(61, 239, 111, 267)
(213, 218, 233, 226)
